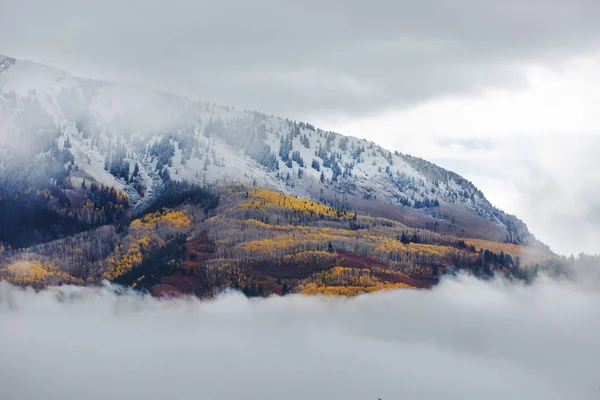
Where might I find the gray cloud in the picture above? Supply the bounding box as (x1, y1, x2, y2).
(1, 275, 599, 400)
(2, 0, 600, 118)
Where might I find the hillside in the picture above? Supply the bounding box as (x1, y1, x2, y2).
(0, 184, 554, 296)
(0, 54, 557, 296)
(0, 54, 537, 249)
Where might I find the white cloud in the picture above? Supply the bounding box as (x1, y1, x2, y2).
(0, 277, 598, 400)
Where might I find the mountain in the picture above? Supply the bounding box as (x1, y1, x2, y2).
(0, 55, 555, 295)
(0, 55, 534, 242)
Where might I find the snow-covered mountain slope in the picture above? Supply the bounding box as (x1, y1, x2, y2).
(0, 54, 535, 245)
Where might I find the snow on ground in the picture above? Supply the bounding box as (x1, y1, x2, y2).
(63, 125, 123, 190)
(0, 54, 518, 236)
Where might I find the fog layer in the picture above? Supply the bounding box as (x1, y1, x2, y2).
(0, 275, 598, 400)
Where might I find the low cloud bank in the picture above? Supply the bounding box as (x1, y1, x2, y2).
(1, 275, 598, 400)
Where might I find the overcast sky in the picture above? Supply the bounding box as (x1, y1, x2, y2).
(2, 0, 600, 254)
(1, 276, 599, 400)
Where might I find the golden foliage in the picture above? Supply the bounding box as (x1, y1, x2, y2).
(5, 260, 83, 287)
(241, 188, 346, 218)
(299, 266, 411, 296)
(102, 236, 157, 280)
(103, 209, 193, 280)
(299, 282, 410, 296)
(133, 210, 192, 231)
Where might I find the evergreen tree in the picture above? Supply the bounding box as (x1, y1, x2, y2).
(311, 159, 320, 171)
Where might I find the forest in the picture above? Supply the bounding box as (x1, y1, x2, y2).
(0, 183, 559, 297)
(0, 134, 130, 249)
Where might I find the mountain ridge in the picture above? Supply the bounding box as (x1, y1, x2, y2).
(0, 54, 541, 249)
